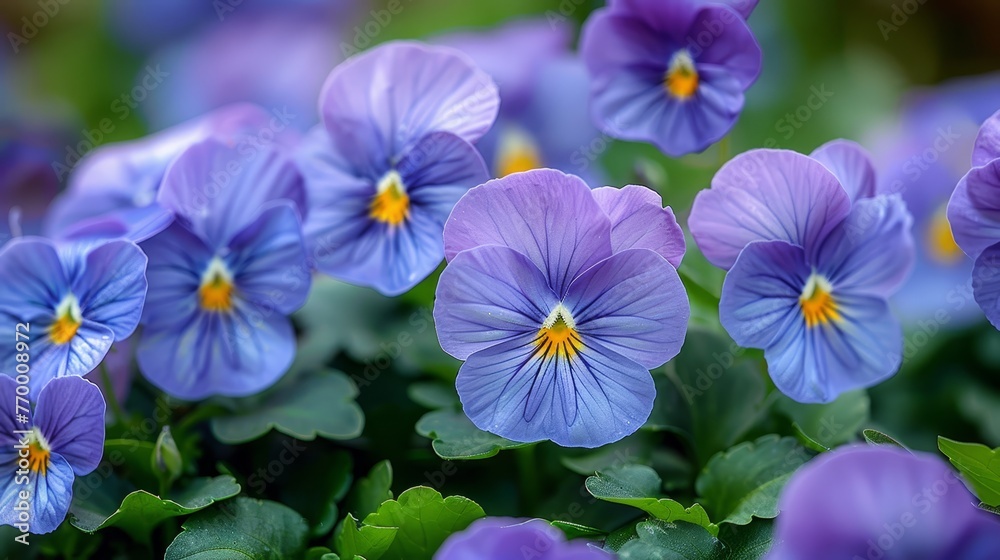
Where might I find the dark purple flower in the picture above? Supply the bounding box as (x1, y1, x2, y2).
(435, 518, 613, 559)
(768, 445, 1000, 560)
(580, 0, 762, 156)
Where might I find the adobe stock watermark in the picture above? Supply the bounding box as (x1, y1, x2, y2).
(7, 0, 72, 54)
(878, 0, 929, 41)
(52, 65, 171, 181)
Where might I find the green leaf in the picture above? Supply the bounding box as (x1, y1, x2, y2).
(617, 520, 723, 559)
(358, 487, 485, 560)
(350, 460, 394, 520)
(407, 382, 460, 410)
(586, 464, 718, 536)
(660, 330, 768, 465)
(69, 476, 240, 543)
(718, 521, 774, 560)
(776, 390, 869, 449)
(165, 497, 308, 560)
(938, 437, 1000, 506)
(305, 547, 339, 560)
(336, 513, 397, 560)
(211, 370, 364, 444)
(863, 428, 908, 449)
(102, 439, 159, 491)
(696, 435, 810, 526)
(416, 408, 531, 460)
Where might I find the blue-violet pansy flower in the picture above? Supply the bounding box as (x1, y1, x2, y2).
(434, 169, 689, 448)
(435, 517, 613, 559)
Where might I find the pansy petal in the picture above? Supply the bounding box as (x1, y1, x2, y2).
(973, 243, 1000, 330)
(5, 319, 114, 395)
(60, 203, 175, 244)
(591, 185, 686, 266)
(157, 139, 306, 248)
(457, 334, 654, 448)
(71, 240, 147, 340)
(949, 160, 1000, 259)
(434, 245, 557, 360)
(321, 42, 499, 163)
(0, 237, 67, 320)
(690, 149, 852, 269)
(400, 132, 490, 223)
(0, 376, 21, 453)
(565, 249, 689, 368)
(0, 454, 74, 534)
(815, 195, 915, 297)
(139, 222, 213, 328)
(582, 11, 677, 75)
(226, 203, 310, 315)
(973, 109, 1000, 167)
(693, 5, 762, 88)
(34, 376, 105, 475)
(138, 310, 295, 401)
(810, 139, 877, 202)
(444, 169, 613, 295)
(720, 240, 809, 350)
(766, 294, 902, 404)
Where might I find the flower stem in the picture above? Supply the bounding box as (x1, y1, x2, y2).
(516, 444, 540, 515)
(100, 362, 126, 425)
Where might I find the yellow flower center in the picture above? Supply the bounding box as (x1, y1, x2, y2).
(926, 207, 964, 265)
(800, 274, 841, 329)
(535, 304, 584, 361)
(495, 128, 543, 177)
(199, 258, 235, 313)
(665, 50, 700, 100)
(370, 170, 410, 227)
(26, 428, 51, 475)
(49, 294, 82, 346)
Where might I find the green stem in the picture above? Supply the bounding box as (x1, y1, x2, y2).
(516, 445, 540, 515)
(100, 362, 126, 425)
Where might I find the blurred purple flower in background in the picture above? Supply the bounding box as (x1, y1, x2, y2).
(767, 445, 1000, 560)
(0, 138, 59, 245)
(0, 238, 147, 394)
(45, 104, 287, 243)
(581, 0, 762, 157)
(141, 7, 345, 131)
(690, 145, 915, 403)
(871, 73, 1000, 328)
(297, 41, 498, 296)
(436, 18, 603, 180)
(0, 376, 105, 534)
(435, 517, 613, 559)
(435, 169, 688, 447)
(137, 139, 310, 400)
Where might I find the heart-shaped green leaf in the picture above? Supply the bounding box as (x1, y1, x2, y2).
(165, 497, 308, 560)
(416, 408, 531, 460)
(938, 437, 1000, 506)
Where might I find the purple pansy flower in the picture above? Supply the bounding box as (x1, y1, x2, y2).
(45, 104, 282, 243)
(297, 41, 498, 296)
(948, 110, 1000, 329)
(0, 376, 105, 534)
(580, 0, 762, 157)
(435, 518, 613, 559)
(690, 144, 915, 403)
(0, 238, 147, 394)
(436, 19, 602, 179)
(434, 169, 689, 448)
(767, 445, 1000, 560)
(137, 138, 311, 400)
